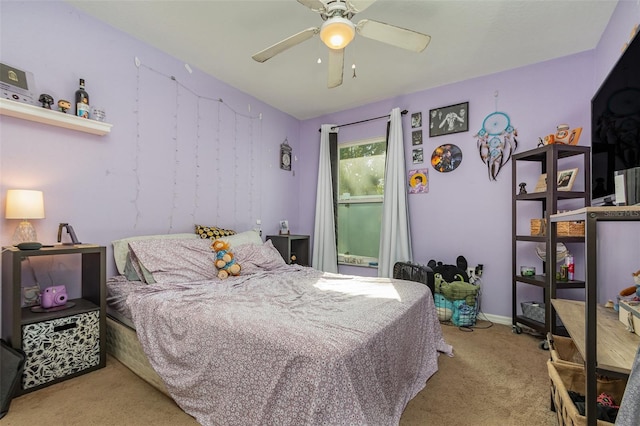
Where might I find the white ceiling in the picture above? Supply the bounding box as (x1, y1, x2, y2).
(67, 0, 617, 120)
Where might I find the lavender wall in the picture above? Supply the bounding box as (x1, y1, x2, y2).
(299, 1, 640, 319)
(0, 2, 301, 281)
(1, 1, 638, 321)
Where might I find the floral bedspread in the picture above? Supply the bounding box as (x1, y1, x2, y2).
(126, 266, 451, 426)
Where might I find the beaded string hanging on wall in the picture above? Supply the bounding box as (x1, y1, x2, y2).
(474, 92, 518, 181)
(134, 60, 262, 231)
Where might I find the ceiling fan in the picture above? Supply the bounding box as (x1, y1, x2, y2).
(251, 0, 431, 88)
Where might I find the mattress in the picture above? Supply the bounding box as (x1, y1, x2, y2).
(106, 315, 169, 396)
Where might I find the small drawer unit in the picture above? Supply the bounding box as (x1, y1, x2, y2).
(22, 309, 100, 389)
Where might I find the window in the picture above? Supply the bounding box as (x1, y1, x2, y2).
(336, 137, 386, 262)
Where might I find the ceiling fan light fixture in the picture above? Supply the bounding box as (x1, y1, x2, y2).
(320, 17, 355, 50)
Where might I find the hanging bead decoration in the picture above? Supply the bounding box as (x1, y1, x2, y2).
(169, 76, 180, 233)
(133, 61, 262, 231)
(133, 63, 142, 229)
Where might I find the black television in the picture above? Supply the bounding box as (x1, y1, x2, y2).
(591, 31, 640, 204)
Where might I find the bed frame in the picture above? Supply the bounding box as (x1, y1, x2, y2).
(105, 315, 169, 396)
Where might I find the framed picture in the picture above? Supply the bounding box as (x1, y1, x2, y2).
(411, 112, 422, 128)
(533, 168, 578, 193)
(412, 148, 423, 164)
(408, 168, 429, 194)
(412, 130, 423, 146)
(280, 140, 292, 171)
(279, 220, 290, 235)
(557, 168, 578, 191)
(534, 173, 548, 192)
(429, 102, 469, 137)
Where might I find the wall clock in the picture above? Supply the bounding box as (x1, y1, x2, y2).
(280, 140, 292, 171)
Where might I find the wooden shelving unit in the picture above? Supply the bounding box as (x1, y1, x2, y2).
(1, 244, 107, 394)
(0, 98, 112, 135)
(551, 206, 640, 426)
(511, 144, 591, 337)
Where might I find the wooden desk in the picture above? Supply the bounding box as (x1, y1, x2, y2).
(551, 299, 640, 375)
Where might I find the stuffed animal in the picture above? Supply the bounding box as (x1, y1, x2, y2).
(211, 240, 241, 279)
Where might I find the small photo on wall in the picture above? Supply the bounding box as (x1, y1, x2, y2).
(411, 112, 422, 128)
(408, 169, 429, 194)
(412, 130, 423, 146)
(412, 148, 424, 164)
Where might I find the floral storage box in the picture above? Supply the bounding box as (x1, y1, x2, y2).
(21, 310, 100, 389)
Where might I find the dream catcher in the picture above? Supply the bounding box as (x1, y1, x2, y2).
(475, 111, 518, 180)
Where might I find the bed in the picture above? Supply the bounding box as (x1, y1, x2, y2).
(105, 231, 452, 425)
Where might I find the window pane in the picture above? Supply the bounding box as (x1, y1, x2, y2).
(338, 141, 386, 199)
(337, 202, 382, 258)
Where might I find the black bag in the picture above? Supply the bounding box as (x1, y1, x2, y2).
(393, 262, 435, 298)
(1, 339, 25, 419)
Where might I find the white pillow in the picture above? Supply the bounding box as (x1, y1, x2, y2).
(112, 233, 198, 275)
(219, 230, 263, 247)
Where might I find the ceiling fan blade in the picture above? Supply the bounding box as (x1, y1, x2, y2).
(356, 19, 431, 52)
(252, 27, 318, 63)
(297, 0, 326, 12)
(327, 48, 344, 88)
(348, 0, 377, 13)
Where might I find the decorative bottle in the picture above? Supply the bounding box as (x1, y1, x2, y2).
(566, 253, 575, 281)
(75, 78, 90, 119)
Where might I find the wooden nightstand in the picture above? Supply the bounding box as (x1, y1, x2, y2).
(1, 244, 106, 395)
(266, 235, 310, 266)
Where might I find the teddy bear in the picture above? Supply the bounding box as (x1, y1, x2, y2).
(211, 240, 241, 279)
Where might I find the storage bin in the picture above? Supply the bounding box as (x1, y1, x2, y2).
(618, 300, 640, 338)
(21, 310, 100, 389)
(557, 221, 585, 237)
(521, 301, 545, 323)
(548, 334, 584, 367)
(547, 360, 627, 426)
(530, 219, 585, 236)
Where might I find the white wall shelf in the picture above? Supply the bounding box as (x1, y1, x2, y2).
(0, 98, 112, 136)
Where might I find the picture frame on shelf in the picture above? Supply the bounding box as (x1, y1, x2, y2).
(533, 168, 579, 193)
(534, 173, 548, 192)
(557, 168, 578, 191)
(429, 102, 468, 137)
(279, 220, 290, 235)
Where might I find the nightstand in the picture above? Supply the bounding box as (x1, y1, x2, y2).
(266, 235, 310, 266)
(1, 244, 106, 395)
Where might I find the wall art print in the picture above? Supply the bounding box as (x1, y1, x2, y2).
(429, 102, 468, 137)
(408, 169, 429, 194)
(412, 130, 423, 146)
(412, 148, 424, 164)
(431, 144, 462, 173)
(411, 112, 422, 128)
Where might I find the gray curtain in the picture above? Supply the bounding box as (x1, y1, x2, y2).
(312, 124, 338, 273)
(378, 107, 412, 277)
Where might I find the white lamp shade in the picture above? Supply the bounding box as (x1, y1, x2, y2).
(5, 189, 45, 219)
(320, 17, 356, 50)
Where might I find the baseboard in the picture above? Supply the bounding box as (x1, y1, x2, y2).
(476, 312, 512, 326)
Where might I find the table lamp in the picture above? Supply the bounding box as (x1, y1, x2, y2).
(5, 189, 45, 244)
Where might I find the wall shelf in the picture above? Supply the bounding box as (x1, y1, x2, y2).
(0, 98, 112, 136)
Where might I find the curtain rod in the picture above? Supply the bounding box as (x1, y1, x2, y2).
(318, 109, 408, 132)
